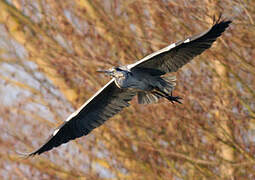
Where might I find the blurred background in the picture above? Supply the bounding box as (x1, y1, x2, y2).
(0, 0, 254, 179)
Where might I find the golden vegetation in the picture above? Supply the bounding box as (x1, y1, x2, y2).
(0, 0, 254, 179)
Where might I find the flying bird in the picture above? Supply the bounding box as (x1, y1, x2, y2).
(21, 18, 231, 157)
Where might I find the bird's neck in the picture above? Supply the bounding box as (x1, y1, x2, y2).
(114, 72, 130, 88)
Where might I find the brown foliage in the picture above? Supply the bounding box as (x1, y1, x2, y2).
(0, 0, 254, 179)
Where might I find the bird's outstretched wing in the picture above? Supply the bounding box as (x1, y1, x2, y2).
(128, 19, 231, 74)
(22, 79, 136, 156)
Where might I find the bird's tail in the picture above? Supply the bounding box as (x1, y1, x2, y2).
(137, 92, 160, 104)
(137, 75, 176, 104)
(159, 75, 176, 94)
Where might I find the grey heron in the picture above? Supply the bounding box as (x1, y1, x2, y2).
(21, 18, 231, 157)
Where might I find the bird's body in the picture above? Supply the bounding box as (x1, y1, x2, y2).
(113, 68, 157, 90)
(102, 67, 178, 104)
(20, 18, 232, 157)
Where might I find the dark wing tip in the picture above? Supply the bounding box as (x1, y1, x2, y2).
(16, 150, 38, 159)
(200, 18, 231, 42)
(211, 17, 232, 35)
(214, 19, 232, 30)
(16, 143, 54, 158)
(16, 133, 58, 158)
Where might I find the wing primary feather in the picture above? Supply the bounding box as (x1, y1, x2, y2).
(21, 80, 136, 157)
(129, 19, 231, 73)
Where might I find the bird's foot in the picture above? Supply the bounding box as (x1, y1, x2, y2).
(167, 95, 182, 104)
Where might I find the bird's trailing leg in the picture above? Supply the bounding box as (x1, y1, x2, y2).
(153, 89, 182, 104)
(166, 92, 182, 104)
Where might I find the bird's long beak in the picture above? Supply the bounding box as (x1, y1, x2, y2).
(96, 70, 112, 76)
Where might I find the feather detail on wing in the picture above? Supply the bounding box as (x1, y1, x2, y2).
(21, 79, 136, 157)
(128, 19, 231, 74)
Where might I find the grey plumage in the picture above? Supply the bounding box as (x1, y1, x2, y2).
(21, 19, 231, 157)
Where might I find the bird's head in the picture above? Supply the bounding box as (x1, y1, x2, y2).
(97, 67, 128, 78)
